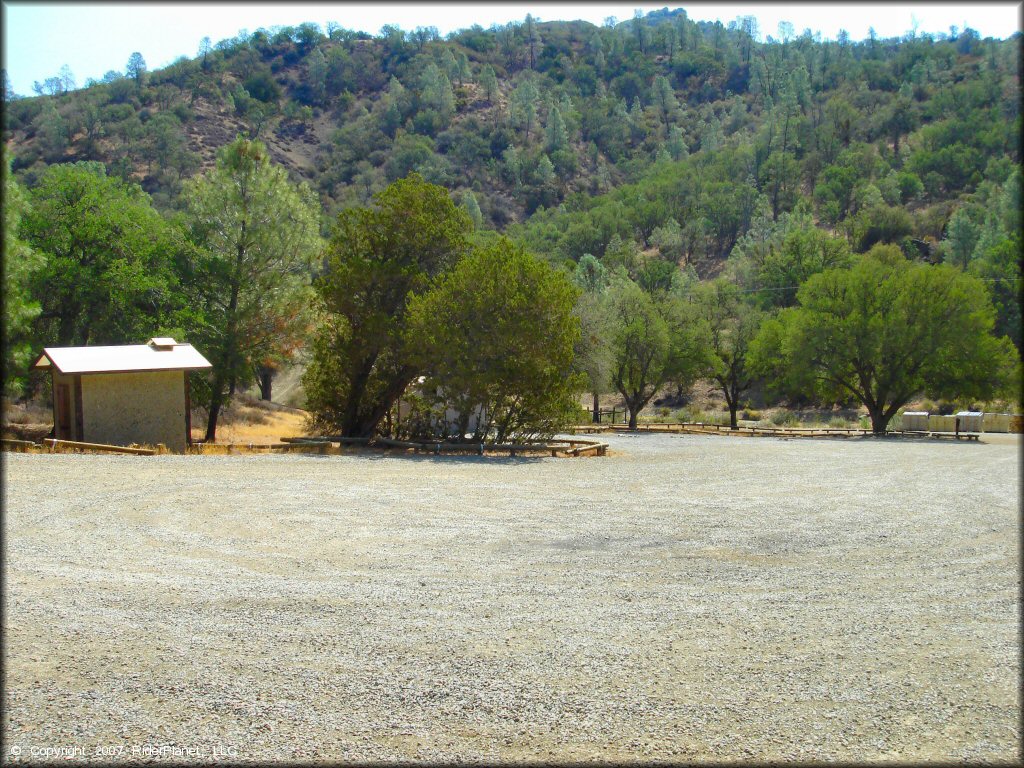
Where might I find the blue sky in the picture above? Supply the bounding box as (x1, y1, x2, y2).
(3, 2, 1020, 96)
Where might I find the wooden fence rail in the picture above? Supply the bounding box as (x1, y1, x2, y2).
(43, 438, 160, 455)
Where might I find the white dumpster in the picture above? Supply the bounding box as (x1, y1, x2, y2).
(955, 411, 983, 433)
(982, 413, 1010, 433)
(902, 411, 929, 431)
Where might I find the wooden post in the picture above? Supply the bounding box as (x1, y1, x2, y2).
(73, 375, 84, 441)
(184, 372, 192, 446)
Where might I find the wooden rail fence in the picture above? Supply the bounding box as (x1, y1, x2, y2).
(572, 422, 981, 441)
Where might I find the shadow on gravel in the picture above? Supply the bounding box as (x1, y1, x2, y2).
(202, 450, 549, 464)
(356, 452, 546, 465)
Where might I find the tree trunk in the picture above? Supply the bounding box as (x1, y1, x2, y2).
(341, 360, 375, 438)
(628, 409, 638, 430)
(867, 405, 891, 435)
(729, 403, 739, 430)
(205, 372, 227, 442)
(352, 368, 415, 439)
(592, 392, 600, 423)
(257, 366, 273, 401)
(456, 406, 472, 442)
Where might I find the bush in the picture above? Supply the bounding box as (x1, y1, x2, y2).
(771, 410, 800, 427)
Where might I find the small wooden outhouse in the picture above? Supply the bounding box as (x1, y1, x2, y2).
(32, 338, 212, 452)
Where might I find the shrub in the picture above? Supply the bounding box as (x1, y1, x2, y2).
(771, 410, 799, 427)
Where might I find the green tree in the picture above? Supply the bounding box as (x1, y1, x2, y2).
(379, 76, 411, 137)
(183, 137, 322, 441)
(510, 77, 540, 143)
(969, 233, 1022, 353)
(692, 279, 765, 429)
(943, 207, 980, 269)
(198, 36, 212, 70)
(307, 47, 328, 105)
(573, 255, 614, 421)
(21, 162, 183, 349)
(574, 291, 616, 423)
(573, 253, 608, 292)
(666, 125, 688, 161)
(479, 65, 498, 103)
(651, 218, 684, 263)
(405, 237, 583, 442)
(545, 105, 568, 152)
(2, 154, 43, 396)
(455, 52, 471, 88)
(659, 292, 712, 402)
(608, 279, 670, 429)
(126, 51, 147, 88)
(305, 174, 472, 438)
(460, 188, 483, 228)
(750, 256, 1017, 434)
(440, 48, 459, 82)
(759, 225, 853, 307)
(417, 62, 455, 131)
(33, 101, 69, 162)
(846, 203, 913, 253)
(651, 75, 679, 128)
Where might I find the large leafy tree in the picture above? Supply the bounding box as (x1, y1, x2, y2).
(758, 225, 853, 308)
(183, 137, 322, 441)
(572, 255, 615, 422)
(2, 154, 43, 396)
(607, 279, 671, 430)
(750, 255, 1018, 434)
(20, 161, 183, 348)
(970, 233, 1022, 354)
(305, 173, 472, 438)
(693, 279, 765, 429)
(405, 237, 583, 442)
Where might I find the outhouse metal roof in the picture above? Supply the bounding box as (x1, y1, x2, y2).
(32, 338, 212, 375)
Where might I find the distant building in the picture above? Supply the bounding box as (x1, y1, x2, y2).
(32, 338, 212, 452)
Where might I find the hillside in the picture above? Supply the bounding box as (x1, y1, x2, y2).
(5, 15, 1019, 259)
(3, 11, 1021, 422)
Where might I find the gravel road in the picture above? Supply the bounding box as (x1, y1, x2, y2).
(2, 433, 1020, 763)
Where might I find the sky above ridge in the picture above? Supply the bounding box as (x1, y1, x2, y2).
(3, 2, 1020, 97)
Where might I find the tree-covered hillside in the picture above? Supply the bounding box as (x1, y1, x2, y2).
(3, 10, 1020, 433)
(5, 13, 1019, 240)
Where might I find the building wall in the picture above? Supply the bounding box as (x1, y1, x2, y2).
(80, 371, 187, 451)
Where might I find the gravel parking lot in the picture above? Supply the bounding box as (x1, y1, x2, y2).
(3, 432, 1020, 763)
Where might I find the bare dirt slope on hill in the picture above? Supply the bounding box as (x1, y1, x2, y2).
(3, 433, 1019, 763)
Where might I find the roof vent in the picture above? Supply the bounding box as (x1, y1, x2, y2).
(148, 337, 177, 350)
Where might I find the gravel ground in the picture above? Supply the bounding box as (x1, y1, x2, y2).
(2, 433, 1020, 763)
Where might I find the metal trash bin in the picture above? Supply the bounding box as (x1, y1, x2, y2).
(955, 411, 983, 433)
(982, 413, 1010, 433)
(902, 411, 929, 432)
